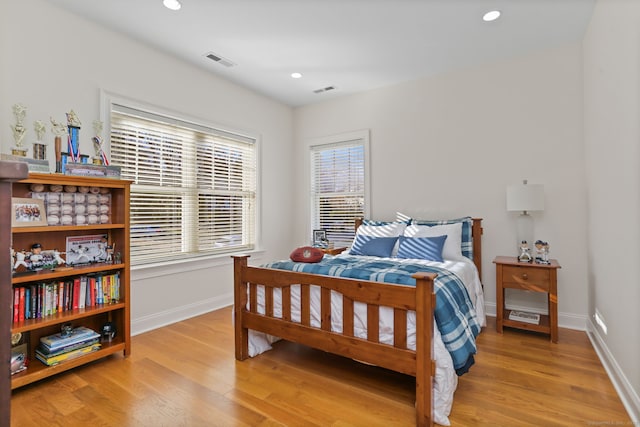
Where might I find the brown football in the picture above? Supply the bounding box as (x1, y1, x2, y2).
(290, 246, 324, 263)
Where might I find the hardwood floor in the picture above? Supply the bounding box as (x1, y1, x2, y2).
(11, 307, 630, 426)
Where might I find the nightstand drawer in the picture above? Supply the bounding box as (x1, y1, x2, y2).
(502, 265, 550, 290)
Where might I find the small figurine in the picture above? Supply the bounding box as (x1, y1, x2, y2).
(517, 240, 533, 263)
(29, 243, 43, 264)
(50, 117, 67, 137)
(34, 120, 46, 140)
(66, 109, 81, 128)
(106, 242, 115, 263)
(535, 240, 551, 264)
(13, 251, 28, 270)
(52, 249, 66, 265)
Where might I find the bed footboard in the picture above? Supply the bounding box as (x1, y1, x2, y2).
(233, 255, 436, 427)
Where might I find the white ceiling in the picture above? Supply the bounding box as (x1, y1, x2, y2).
(48, 0, 595, 107)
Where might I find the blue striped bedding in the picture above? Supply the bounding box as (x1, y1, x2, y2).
(263, 254, 481, 375)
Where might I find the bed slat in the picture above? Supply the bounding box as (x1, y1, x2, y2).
(265, 286, 273, 317)
(343, 296, 354, 337)
(301, 284, 310, 326)
(321, 288, 331, 331)
(394, 308, 408, 349)
(282, 286, 291, 321)
(367, 305, 379, 342)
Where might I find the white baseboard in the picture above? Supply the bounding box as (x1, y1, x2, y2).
(131, 293, 233, 336)
(484, 302, 587, 331)
(587, 319, 640, 424)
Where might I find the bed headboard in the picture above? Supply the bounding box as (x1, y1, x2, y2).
(354, 217, 483, 281)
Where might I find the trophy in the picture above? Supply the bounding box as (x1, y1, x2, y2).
(92, 120, 109, 165)
(50, 117, 67, 173)
(33, 120, 47, 160)
(66, 109, 81, 162)
(10, 103, 28, 157)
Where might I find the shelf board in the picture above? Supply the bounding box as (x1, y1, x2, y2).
(12, 223, 126, 233)
(12, 263, 125, 284)
(18, 173, 131, 188)
(11, 303, 126, 333)
(10, 341, 125, 389)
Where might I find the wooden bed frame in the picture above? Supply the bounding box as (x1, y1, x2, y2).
(233, 218, 483, 427)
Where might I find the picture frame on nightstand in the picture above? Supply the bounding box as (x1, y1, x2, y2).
(312, 229, 327, 246)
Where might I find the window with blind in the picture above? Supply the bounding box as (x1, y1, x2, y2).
(109, 103, 257, 265)
(310, 134, 369, 245)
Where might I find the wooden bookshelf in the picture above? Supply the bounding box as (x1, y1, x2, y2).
(9, 173, 131, 389)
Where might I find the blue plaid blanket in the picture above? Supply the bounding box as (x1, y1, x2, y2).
(263, 254, 480, 375)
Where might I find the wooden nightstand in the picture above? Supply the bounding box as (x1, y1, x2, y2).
(321, 247, 347, 255)
(493, 256, 561, 342)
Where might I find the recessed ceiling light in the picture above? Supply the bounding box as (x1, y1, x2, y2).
(483, 10, 501, 22)
(163, 0, 182, 11)
(291, 72, 302, 79)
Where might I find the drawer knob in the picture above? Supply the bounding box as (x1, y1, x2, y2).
(521, 273, 528, 280)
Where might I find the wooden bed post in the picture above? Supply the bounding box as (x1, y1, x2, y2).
(233, 255, 250, 361)
(471, 218, 483, 282)
(413, 272, 436, 427)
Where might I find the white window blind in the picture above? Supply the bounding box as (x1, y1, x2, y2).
(310, 139, 366, 244)
(110, 104, 256, 265)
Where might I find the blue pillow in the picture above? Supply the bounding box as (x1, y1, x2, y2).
(350, 235, 398, 257)
(397, 235, 447, 262)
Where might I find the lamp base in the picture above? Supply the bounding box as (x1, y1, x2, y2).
(515, 212, 534, 254)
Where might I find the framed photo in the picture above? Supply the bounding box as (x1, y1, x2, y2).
(66, 234, 109, 265)
(11, 197, 47, 227)
(312, 229, 327, 245)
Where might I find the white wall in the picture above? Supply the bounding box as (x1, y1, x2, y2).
(294, 43, 588, 328)
(583, 0, 640, 421)
(1, 0, 295, 333)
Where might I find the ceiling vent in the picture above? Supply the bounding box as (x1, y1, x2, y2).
(204, 52, 236, 68)
(313, 86, 336, 94)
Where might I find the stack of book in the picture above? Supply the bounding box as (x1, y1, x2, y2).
(35, 326, 101, 366)
(508, 310, 541, 325)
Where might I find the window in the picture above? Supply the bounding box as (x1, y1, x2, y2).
(109, 102, 257, 265)
(310, 131, 369, 245)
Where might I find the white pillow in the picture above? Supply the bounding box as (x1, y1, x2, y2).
(356, 222, 406, 237)
(350, 222, 407, 256)
(403, 223, 464, 261)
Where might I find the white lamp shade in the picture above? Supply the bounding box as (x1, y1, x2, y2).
(506, 183, 544, 212)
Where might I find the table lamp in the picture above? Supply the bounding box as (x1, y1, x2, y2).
(506, 179, 544, 253)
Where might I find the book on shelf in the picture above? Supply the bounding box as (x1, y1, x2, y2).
(39, 326, 100, 352)
(508, 310, 541, 324)
(37, 337, 100, 357)
(10, 272, 122, 325)
(35, 343, 102, 366)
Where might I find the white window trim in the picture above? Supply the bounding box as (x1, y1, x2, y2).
(99, 90, 262, 269)
(307, 129, 370, 245)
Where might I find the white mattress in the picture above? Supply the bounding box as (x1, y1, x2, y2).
(245, 256, 485, 426)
